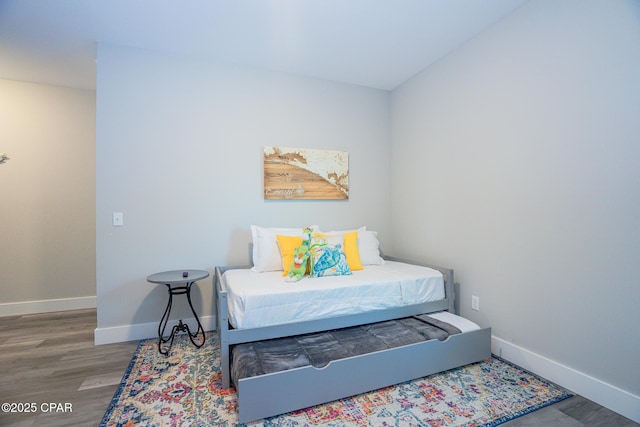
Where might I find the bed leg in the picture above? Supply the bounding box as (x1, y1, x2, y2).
(213, 267, 231, 389)
(216, 279, 231, 389)
(220, 339, 230, 389)
(218, 317, 231, 388)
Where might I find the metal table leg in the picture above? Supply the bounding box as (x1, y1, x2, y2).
(158, 282, 206, 355)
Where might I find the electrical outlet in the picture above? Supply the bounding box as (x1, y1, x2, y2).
(471, 295, 480, 311)
(112, 212, 124, 227)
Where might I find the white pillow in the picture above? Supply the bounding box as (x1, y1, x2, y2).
(358, 230, 385, 265)
(321, 226, 366, 236)
(251, 225, 318, 272)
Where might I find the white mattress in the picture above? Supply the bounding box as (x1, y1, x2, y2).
(428, 311, 480, 333)
(222, 261, 445, 329)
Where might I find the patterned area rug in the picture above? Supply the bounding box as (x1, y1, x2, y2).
(101, 334, 571, 426)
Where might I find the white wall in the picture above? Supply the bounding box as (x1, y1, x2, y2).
(95, 44, 391, 342)
(391, 0, 640, 419)
(0, 79, 96, 315)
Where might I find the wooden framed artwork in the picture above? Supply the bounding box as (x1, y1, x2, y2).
(264, 146, 349, 200)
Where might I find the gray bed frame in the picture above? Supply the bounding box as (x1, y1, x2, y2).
(214, 256, 491, 423)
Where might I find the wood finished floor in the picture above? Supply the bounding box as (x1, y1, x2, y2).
(0, 309, 637, 426)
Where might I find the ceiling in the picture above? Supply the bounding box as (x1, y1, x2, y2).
(0, 0, 527, 91)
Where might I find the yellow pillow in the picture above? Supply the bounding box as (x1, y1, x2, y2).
(275, 234, 302, 276)
(343, 231, 363, 271)
(313, 231, 363, 271)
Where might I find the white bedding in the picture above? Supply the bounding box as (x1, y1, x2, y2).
(222, 261, 445, 329)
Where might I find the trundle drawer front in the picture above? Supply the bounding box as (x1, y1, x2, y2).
(237, 327, 491, 423)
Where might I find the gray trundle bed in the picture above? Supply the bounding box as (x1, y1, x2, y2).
(214, 257, 491, 423)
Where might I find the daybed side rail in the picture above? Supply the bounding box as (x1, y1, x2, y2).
(384, 256, 456, 314)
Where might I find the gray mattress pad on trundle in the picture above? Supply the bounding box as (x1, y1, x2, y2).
(231, 314, 461, 385)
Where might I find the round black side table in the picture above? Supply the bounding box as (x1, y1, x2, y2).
(147, 269, 209, 355)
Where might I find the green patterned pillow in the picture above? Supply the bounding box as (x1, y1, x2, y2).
(309, 234, 352, 278)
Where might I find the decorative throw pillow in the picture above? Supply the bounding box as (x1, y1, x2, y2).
(275, 234, 302, 276)
(283, 227, 314, 282)
(314, 229, 363, 271)
(342, 231, 363, 271)
(251, 225, 319, 272)
(309, 234, 352, 278)
(276, 227, 314, 279)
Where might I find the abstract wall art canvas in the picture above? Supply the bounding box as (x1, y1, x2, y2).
(263, 146, 349, 200)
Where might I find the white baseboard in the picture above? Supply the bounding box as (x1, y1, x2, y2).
(492, 336, 640, 424)
(0, 296, 96, 317)
(94, 315, 217, 345)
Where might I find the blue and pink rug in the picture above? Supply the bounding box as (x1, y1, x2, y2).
(101, 334, 571, 426)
